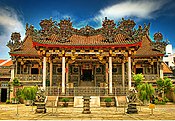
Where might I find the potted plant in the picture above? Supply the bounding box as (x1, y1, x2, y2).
(21, 86, 37, 106)
(6, 99, 10, 104)
(104, 97, 112, 107)
(11, 97, 18, 104)
(61, 97, 70, 107)
(12, 78, 21, 86)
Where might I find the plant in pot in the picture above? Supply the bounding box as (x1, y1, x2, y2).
(12, 78, 21, 86)
(21, 86, 37, 106)
(61, 98, 70, 107)
(6, 99, 10, 104)
(11, 97, 18, 104)
(104, 97, 112, 107)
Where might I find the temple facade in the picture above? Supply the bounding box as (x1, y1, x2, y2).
(7, 18, 168, 96)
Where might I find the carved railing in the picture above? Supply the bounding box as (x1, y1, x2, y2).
(45, 86, 128, 96)
(144, 74, 158, 81)
(16, 74, 43, 81)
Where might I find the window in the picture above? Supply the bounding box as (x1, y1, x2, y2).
(136, 68, 143, 74)
(57, 68, 62, 73)
(31, 68, 39, 74)
(165, 62, 169, 66)
(112, 68, 117, 73)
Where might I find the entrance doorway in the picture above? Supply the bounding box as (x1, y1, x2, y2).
(136, 68, 143, 74)
(83, 69, 92, 81)
(31, 68, 39, 74)
(1, 88, 7, 102)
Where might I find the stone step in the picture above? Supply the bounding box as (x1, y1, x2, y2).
(115, 96, 128, 106)
(45, 96, 58, 107)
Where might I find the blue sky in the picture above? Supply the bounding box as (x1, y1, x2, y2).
(0, 0, 175, 59)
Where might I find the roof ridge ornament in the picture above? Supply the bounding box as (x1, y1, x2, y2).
(7, 32, 22, 52)
(151, 32, 168, 53)
(102, 17, 116, 43)
(57, 19, 73, 43)
(79, 25, 96, 36)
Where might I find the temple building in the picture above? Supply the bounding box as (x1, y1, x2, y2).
(7, 17, 168, 96)
(0, 59, 13, 102)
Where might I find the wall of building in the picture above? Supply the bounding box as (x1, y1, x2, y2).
(163, 44, 175, 68)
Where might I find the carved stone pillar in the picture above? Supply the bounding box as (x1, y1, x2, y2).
(105, 63, 108, 84)
(122, 61, 125, 89)
(49, 57, 53, 87)
(43, 57, 47, 89)
(109, 56, 112, 94)
(66, 63, 69, 84)
(160, 62, 163, 79)
(11, 66, 15, 82)
(62, 56, 66, 94)
(128, 56, 131, 89)
(157, 62, 160, 77)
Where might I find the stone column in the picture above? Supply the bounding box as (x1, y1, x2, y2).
(157, 62, 159, 77)
(109, 56, 112, 94)
(160, 62, 163, 79)
(43, 57, 47, 89)
(11, 66, 15, 82)
(105, 63, 108, 84)
(128, 56, 132, 89)
(62, 56, 66, 94)
(66, 63, 69, 84)
(122, 61, 125, 89)
(15, 61, 17, 75)
(49, 57, 53, 88)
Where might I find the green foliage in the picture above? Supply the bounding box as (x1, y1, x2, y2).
(12, 78, 21, 86)
(132, 73, 144, 87)
(137, 83, 155, 102)
(21, 86, 37, 100)
(156, 77, 173, 97)
(154, 99, 166, 105)
(16, 89, 22, 99)
(6, 99, 10, 104)
(104, 97, 112, 102)
(61, 98, 70, 102)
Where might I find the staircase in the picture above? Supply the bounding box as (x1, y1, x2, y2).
(115, 96, 128, 107)
(79, 81, 94, 87)
(45, 96, 58, 107)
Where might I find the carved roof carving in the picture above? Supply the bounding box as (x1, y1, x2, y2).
(7, 17, 167, 56)
(31, 17, 150, 46)
(151, 32, 168, 53)
(6, 32, 22, 51)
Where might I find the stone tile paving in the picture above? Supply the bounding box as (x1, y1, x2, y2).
(0, 103, 175, 120)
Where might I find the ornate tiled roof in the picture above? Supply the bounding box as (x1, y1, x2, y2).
(31, 18, 148, 48)
(0, 59, 12, 66)
(163, 62, 173, 74)
(134, 35, 164, 57)
(33, 33, 141, 47)
(7, 18, 168, 57)
(9, 36, 39, 56)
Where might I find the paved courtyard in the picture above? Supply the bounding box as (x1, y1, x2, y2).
(0, 103, 175, 120)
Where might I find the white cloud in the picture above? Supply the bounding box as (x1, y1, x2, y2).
(94, 0, 167, 22)
(0, 6, 25, 59)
